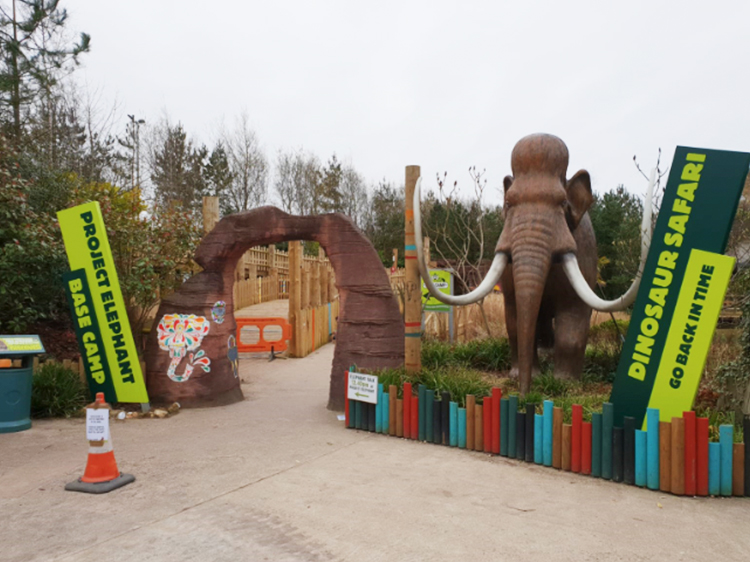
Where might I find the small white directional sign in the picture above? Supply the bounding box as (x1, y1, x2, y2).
(347, 372, 378, 404)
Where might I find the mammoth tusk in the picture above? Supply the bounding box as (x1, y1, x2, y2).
(562, 167, 656, 312)
(414, 177, 508, 306)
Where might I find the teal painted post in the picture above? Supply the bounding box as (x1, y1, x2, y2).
(508, 395, 518, 458)
(534, 413, 544, 464)
(646, 408, 659, 490)
(602, 402, 614, 480)
(709, 442, 721, 496)
(425, 393, 434, 443)
(500, 398, 509, 457)
(458, 408, 467, 448)
(720, 425, 734, 497)
(354, 400, 361, 429)
(418, 385, 426, 441)
(591, 413, 602, 478)
(543, 400, 553, 467)
(449, 402, 458, 447)
(382, 394, 389, 434)
(376, 384, 383, 433)
(635, 429, 647, 487)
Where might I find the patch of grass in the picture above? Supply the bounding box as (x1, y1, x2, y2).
(31, 362, 88, 418)
(421, 337, 511, 373)
(372, 365, 493, 407)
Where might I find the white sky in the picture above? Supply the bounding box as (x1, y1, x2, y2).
(66, 0, 750, 205)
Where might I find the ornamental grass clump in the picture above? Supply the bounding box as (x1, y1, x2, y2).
(31, 362, 88, 418)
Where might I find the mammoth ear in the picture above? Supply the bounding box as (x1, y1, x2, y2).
(503, 175, 514, 194)
(566, 169, 593, 228)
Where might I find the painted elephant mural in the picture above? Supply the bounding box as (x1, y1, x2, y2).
(156, 314, 212, 382)
(416, 133, 653, 395)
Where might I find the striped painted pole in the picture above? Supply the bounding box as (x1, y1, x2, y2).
(508, 395, 518, 458)
(624, 416, 635, 485)
(591, 412, 602, 478)
(500, 398, 509, 457)
(696, 417, 709, 496)
(683, 411, 696, 496)
(602, 402, 614, 480)
(492, 388, 502, 454)
(581, 422, 592, 476)
(458, 408, 467, 449)
(449, 402, 458, 447)
(404, 165, 421, 373)
(635, 429, 647, 487)
(719, 425, 733, 497)
(671, 417, 685, 495)
(403, 382, 412, 439)
(534, 413, 543, 464)
(646, 408, 660, 490)
(543, 400, 553, 467)
(418, 385, 426, 441)
(466, 395, 476, 451)
(525, 404, 535, 463)
(553, 407, 564, 470)
(516, 412, 526, 460)
(733, 443, 744, 496)
(571, 404, 582, 473)
(708, 442, 721, 496)
(375, 383, 383, 433)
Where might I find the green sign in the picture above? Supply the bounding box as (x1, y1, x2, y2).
(610, 146, 750, 428)
(0, 335, 45, 355)
(57, 202, 149, 404)
(421, 269, 453, 312)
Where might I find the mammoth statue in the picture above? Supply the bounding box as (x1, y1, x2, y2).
(416, 133, 653, 395)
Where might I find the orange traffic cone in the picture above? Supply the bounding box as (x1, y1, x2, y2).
(65, 393, 135, 494)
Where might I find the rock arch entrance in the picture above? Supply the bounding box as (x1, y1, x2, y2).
(144, 207, 404, 410)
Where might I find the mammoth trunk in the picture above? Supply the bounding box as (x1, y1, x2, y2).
(511, 231, 553, 395)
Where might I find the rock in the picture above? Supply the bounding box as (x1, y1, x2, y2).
(153, 409, 169, 418)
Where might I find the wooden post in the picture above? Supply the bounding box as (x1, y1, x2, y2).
(202, 196, 219, 235)
(269, 245, 279, 300)
(404, 165, 421, 373)
(392, 248, 398, 272)
(311, 261, 321, 308)
(288, 241, 302, 357)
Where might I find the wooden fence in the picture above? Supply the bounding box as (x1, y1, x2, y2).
(293, 300, 340, 358)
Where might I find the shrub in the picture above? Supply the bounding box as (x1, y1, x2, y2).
(31, 362, 88, 418)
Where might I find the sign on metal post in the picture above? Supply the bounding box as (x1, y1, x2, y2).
(347, 372, 378, 404)
(610, 146, 750, 428)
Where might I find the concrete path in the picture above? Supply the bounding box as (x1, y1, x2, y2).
(1, 344, 749, 562)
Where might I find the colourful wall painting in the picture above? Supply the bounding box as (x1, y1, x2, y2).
(211, 301, 227, 324)
(156, 314, 212, 382)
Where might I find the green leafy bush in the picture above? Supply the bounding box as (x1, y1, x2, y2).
(31, 362, 88, 418)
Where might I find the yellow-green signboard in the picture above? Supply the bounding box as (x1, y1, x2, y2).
(421, 269, 453, 312)
(610, 146, 750, 428)
(57, 202, 149, 403)
(0, 335, 44, 354)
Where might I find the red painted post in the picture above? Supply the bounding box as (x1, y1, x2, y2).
(696, 417, 709, 496)
(411, 394, 419, 439)
(683, 411, 696, 496)
(492, 388, 502, 454)
(571, 404, 583, 473)
(403, 383, 412, 441)
(483, 396, 493, 453)
(344, 371, 350, 427)
(582, 421, 592, 476)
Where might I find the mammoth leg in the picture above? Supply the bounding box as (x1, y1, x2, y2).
(552, 304, 591, 379)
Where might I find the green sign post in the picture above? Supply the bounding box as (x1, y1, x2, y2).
(610, 146, 750, 428)
(57, 202, 149, 404)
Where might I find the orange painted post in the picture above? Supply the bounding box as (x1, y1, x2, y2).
(466, 395, 476, 451)
(475, 404, 484, 452)
(552, 407, 563, 469)
(671, 417, 685, 495)
(683, 411, 696, 496)
(659, 421, 672, 493)
(733, 443, 745, 496)
(562, 424, 572, 471)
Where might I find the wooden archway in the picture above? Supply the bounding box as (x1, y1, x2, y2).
(143, 206, 404, 410)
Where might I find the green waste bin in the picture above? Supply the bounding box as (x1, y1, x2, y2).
(0, 335, 45, 434)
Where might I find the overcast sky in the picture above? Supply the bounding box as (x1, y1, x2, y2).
(66, 0, 750, 205)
